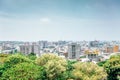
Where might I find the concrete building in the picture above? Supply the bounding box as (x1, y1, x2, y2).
(19, 44, 40, 56)
(106, 46, 113, 53)
(39, 41, 48, 49)
(68, 43, 81, 59)
(85, 49, 99, 62)
(113, 45, 119, 52)
(19, 45, 32, 55)
(32, 44, 40, 56)
(89, 40, 99, 47)
(105, 45, 119, 53)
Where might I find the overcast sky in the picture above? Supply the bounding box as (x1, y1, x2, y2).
(0, 0, 120, 41)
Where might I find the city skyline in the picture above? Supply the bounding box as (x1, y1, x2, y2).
(1, 0, 120, 41)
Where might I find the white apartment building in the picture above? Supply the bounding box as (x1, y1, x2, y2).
(19, 44, 40, 56)
(19, 45, 32, 55)
(32, 45, 40, 56)
(68, 43, 81, 59)
(39, 41, 48, 49)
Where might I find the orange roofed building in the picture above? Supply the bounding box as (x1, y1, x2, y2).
(113, 45, 119, 53)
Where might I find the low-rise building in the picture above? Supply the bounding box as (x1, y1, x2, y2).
(85, 49, 100, 62)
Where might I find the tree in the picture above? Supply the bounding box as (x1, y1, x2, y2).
(65, 60, 77, 79)
(4, 54, 33, 68)
(36, 53, 67, 80)
(1, 62, 44, 80)
(104, 54, 120, 80)
(0, 54, 10, 77)
(0, 64, 4, 77)
(27, 53, 37, 60)
(0, 54, 10, 64)
(71, 62, 107, 80)
(97, 60, 107, 67)
(0, 54, 33, 77)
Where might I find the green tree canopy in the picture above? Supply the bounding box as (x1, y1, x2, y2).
(97, 60, 107, 67)
(0, 53, 10, 64)
(27, 53, 37, 60)
(4, 54, 33, 67)
(104, 54, 120, 80)
(0, 54, 33, 77)
(1, 62, 44, 80)
(72, 62, 107, 80)
(36, 53, 67, 80)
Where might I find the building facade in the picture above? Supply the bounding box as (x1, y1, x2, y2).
(39, 41, 48, 49)
(113, 45, 119, 52)
(19, 45, 32, 55)
(19, 44, 40, 56)
(68, 43, 81, 59)
(32, 44, 40, 56)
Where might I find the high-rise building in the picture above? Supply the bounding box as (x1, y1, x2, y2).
(68, 43, 81, 59)
(39, 41, 48, 49)
(19, 45, 32, 55)
(89, 41, 99, 47)
(19, 43, 40, 56)
(31, 44, 40, 56)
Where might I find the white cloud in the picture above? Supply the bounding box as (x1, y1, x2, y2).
(40, 18, 51, 24)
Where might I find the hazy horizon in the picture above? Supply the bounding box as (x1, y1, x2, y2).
(1, 0, 120, 41)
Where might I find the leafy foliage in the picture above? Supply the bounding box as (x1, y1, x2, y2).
(104, 54, 120, 80)
(27, 53, 37, 60)
(0, 54, 10, 64)
(0, 53, 112, 80)
(0, 64, 4, 77)
(0, 54, 9, 57)
(65, 60, 77, 79)
(71, 62, 107, 80)
(1, 62, 44, 80)
(0, 54, 33, 77)
(4, 54, 33, 68)
(36, 53, 67, 80)
(97, 60, 107, 67)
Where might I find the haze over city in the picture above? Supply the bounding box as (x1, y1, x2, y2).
(0, 0, 120, 41)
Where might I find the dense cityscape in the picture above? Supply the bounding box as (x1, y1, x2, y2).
(0, 40, 120, 63)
